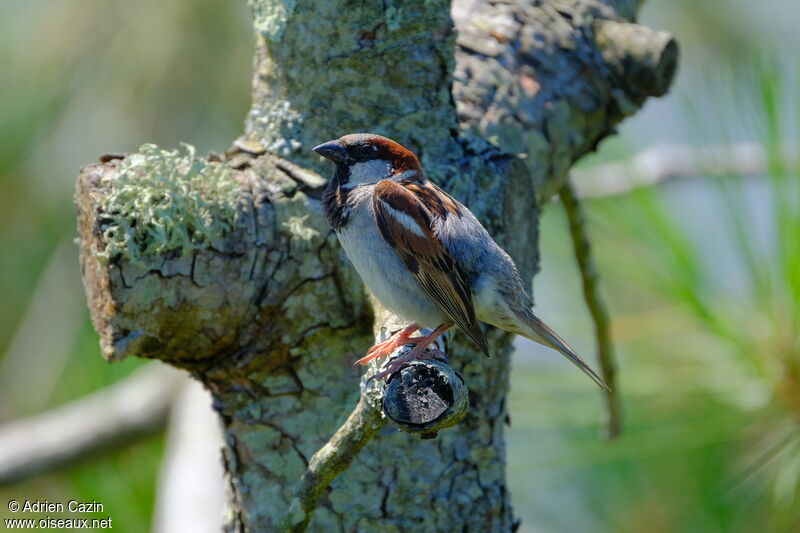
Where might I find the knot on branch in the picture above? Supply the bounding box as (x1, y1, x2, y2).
(381, 359, 469, 439)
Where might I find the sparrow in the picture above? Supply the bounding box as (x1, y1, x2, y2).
(313, 133, 608, 390)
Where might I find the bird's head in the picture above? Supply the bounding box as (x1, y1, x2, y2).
(313, 133, 422, 187)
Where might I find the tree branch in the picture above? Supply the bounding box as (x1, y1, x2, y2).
(559, 181, 622, 439)
(279, 394, 385, 533)
(381, 358, 469, 439)
(362, 304, 469, 437)
(0, 363, 183, 485)
(452, 0, 680, 201)
(593, 19, 678, 101)
(571, 142, 780, 198)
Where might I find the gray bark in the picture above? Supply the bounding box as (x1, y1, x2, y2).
(74, 0, 676, 531)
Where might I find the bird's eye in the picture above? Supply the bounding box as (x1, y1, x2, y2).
(363, 144, 378, 154)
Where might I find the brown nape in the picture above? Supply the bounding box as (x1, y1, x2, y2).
(372, 137, 423, 174)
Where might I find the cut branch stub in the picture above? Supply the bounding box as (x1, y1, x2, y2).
(381, 359, 469, 439)
(593, 19, 679, 101)
(365, 308, 469, 437)
(75, 146, 368, 373)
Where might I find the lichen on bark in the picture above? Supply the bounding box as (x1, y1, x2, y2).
(89, 144, 241, 266)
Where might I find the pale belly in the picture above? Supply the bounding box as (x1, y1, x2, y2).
(336, 205, 446, 327)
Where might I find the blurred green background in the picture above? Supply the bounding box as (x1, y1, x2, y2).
(1, 0, 798, 531)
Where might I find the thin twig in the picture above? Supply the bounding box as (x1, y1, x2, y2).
(275, 302, 394, 531)
(559, 181, 622, 439)
(0, 363, 183, 485)
(277, 304, 460, 532)
(279, 394, 386, 533)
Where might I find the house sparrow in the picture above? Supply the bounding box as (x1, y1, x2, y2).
(314, 133, 608, 390)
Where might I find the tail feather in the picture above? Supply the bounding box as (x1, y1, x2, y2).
(518, 309, 610, 391)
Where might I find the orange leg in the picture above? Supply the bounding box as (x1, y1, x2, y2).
(353, 323, 420, 367)
(366, 323, 451, 382)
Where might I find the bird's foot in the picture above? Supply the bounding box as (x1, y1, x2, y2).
(353, 323, 420, 367)
(366, 349, 448, 384)
(364, 323, 451, 384)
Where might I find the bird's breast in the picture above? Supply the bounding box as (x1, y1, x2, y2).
(335, 191, 445, 327)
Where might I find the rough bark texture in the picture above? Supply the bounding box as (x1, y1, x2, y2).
(75, 1, 676, 531)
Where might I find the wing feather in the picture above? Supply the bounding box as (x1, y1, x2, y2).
(372, 179, 489, 356)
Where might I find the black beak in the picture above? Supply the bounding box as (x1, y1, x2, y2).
(313, 140, 348, 164)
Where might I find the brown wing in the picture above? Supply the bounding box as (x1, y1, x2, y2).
(372, 179, 489, 356)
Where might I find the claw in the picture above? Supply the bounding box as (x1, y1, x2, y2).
(363, 323, 451, 383)
(367, 349, 444, 384)
(354, 323, 420, 367)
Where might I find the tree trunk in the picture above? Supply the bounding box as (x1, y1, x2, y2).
(75, 0, 676, 531)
